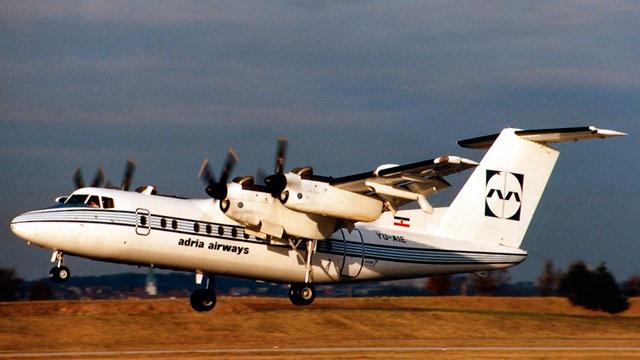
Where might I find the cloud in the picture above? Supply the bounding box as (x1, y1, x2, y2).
(1, 0, 639, 129)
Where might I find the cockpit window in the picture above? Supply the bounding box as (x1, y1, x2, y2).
(102, 197, 114, 209)
(87, 195, 101, 208)
(65, 194, 89, 206)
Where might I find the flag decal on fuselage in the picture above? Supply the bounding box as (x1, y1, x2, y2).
(393, 216, 410, 228)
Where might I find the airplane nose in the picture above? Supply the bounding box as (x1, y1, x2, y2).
(10, 213, 40, 244)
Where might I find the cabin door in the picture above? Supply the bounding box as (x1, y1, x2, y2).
(340, 228, 364, 278)
(135, 208, 151, 236)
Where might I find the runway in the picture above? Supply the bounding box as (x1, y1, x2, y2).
(1, 297, 638, 359)
(2, 345, 640, 358)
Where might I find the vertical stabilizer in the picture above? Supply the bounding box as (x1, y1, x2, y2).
(438, 126, 625, 248)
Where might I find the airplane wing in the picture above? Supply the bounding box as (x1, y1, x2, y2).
(329, 155, 478, 212)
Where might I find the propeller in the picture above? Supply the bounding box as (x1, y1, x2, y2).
(72, 160, 136, 190)
(73, 167, 106, 189)
(90, 168, 106, 187)
(255, 168, 267, 186)
(264, 138, 288, 197)
(73, 168, 85, 189)
(199, 149, 239, 200)
(121, 159, 136, 191)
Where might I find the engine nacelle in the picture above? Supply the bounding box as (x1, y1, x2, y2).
(221, 183, 335, 240)
(281, 173, 384, 223)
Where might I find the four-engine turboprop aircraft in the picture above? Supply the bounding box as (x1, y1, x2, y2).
(10, 126, 625, 311)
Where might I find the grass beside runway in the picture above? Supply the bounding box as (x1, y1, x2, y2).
(0, 297, 638, 359)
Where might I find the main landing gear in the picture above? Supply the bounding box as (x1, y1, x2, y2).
(190, 272, 216, 312)
(289, 283, 316, 306)
(49, 250, 70, 283)
(287, 238, 318, 306)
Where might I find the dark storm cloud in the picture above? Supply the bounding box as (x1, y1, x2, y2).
(1, 1, 638, 280)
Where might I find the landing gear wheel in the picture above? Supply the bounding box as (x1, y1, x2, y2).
(289, 284, 316, 306)
(49, 266, 70, 283)
(190, 288, 216, 312)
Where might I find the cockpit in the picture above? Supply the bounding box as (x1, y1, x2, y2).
(57, 194, 115, 209)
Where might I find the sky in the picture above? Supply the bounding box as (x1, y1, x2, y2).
(1, 1, 638, 282)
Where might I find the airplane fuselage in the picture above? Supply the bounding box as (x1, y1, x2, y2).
(11, 187, 526, 285)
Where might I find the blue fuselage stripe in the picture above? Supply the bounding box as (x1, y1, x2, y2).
(13, 209, 526, 265)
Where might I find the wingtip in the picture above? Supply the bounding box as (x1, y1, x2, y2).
(594, 128, 627, 137)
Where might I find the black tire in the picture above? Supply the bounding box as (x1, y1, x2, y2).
(190, 289, 216, 312)
(289, 284, 316, 306)
(49, 266, 70, 283)
(289, 286, 302, 306)
(49, 267, 59, 282)
(57, 266, 70, 282)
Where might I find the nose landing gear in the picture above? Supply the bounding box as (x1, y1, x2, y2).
(49, 251, 70, 283)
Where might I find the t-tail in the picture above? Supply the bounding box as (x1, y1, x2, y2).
(438, 126, 626, 249)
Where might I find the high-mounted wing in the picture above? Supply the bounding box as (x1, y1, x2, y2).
(329, 155, 477, 213)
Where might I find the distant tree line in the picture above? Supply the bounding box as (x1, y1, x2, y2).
(536, 260, 632, 314)
(2, 264, 638, 312)
(0, 268, 55, 301)
(424, 260, 636, 314)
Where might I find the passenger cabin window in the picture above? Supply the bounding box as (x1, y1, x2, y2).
(65, 194, 89, 206)
(102, 197, 114, 209)
(87, 195, 101, 208)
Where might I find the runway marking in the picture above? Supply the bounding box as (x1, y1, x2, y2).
(2, 346, 640, 357)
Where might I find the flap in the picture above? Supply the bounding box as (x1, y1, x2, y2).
(331, 155, 478, 194)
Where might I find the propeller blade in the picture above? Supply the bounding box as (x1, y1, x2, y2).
(90, 168, 106, 187)
(275, 137, 287, 174)
(198, 159, 216, 186)
(121, 159, 136, 191)
(255, 168, 266, 186)
(263, 138, 289, 196)
(219, 149, 239, 185)
(73, 167, 85, 189)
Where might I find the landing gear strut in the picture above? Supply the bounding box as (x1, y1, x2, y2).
(286, 238, 318, 306)
(49, 251, 70, 283)
(190, 272, 216, 312)
(289, 283, 316, 306)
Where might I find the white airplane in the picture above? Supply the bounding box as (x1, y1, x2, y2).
(11, 126, 625, 311)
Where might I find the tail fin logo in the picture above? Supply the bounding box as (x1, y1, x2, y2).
(485, 170, 524, 221)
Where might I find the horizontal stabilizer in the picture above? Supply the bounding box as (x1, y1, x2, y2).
(458, 126, 627, 149)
